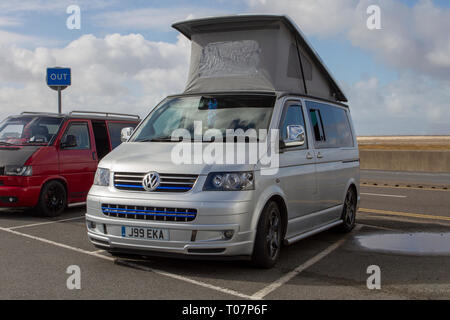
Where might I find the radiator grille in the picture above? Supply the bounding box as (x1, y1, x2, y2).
(113, 172, 197, 193)
(101, 204, 197, 222)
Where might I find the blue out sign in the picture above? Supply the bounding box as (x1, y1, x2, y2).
(46, 68, 71, 87)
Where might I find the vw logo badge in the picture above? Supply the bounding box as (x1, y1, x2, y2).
(142, 172, 160, 191)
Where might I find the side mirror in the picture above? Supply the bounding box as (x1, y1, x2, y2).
(61, 134, 77, 149)
(282, 125, 306, 148)
(121, 127, 134, 142)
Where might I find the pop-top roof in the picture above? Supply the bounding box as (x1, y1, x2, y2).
(172, 15, 347, 102)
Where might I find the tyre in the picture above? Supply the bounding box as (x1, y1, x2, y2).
(252, 201, 282, 268)
(37, 180, 67, 217)
(337, 187, 357, 233)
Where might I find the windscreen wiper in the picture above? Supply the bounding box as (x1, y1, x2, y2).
(135, 137, 177, 142)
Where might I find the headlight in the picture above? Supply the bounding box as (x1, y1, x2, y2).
(203, 171, 254, 191)
(4, 165, 32, 176)
(93, 168, 110, 186)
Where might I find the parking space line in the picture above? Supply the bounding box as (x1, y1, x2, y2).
(0, 226, 252, 299)
(91, 249, 106, 254)
(357, 223, 400, 232)
(117, 260, 254, 300)
(359, 208, 450, 222)
(361, 192, 406, 198)
(8, 216, 84, 230)
(0, 226, 114, 261)
(251, 225, 362, 300)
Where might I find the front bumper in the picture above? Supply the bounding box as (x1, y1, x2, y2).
(86, 192, 256, 258)
(0, 185, 40, 207)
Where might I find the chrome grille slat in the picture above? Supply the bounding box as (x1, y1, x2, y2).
(160, 176, 197, 180)
(114, 179, 144, 183)
(115, 173, 145, 176)
(159, 180, 195, 185)
(113, 172, 198, 193)
(101, 204, 197, 222)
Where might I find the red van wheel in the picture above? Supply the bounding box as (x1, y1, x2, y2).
(38, 181, 67, 217)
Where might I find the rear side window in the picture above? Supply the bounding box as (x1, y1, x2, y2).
(306, 101, 353, 148)
(107, 122, 137, 149)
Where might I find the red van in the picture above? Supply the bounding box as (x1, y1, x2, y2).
(0, 111, 140, 216)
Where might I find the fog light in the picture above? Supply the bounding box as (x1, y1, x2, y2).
(223, 230, 234, 240)
(87, 221, 96, 229)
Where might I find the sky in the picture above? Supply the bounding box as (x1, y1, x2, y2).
(0, 0, 449, 135)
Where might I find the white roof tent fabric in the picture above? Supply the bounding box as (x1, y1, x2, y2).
(172, 15, 347, 103)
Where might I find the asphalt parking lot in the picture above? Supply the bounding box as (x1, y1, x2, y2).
(1, 173, 449, 300)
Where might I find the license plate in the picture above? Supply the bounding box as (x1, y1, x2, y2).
(121, 226, 169, 241)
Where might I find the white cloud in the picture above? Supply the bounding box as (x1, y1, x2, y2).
(94, 6, 226, 30)
(0, 33, 191, 121)
(0, 29, 42, 48)
(0, 0, 115, 13)
(0, 0, 449, 136)
(246, 0, 450, 80)
(0, 16, 22, 27)
(345, 75, 450, 135)
(247, 0, 358, 36)
(245, 0, 450, 135)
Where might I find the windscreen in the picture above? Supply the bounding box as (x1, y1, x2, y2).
(130, 95, 275, 142)
(0, 116, 64, 146)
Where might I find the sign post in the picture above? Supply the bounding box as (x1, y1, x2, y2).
(46, 67, 71, 114)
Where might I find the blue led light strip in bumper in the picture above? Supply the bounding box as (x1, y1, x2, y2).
(101, 206, 197, 219)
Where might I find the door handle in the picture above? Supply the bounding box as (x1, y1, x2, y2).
(317, 152, 323, 159)
(306, 152, 313, 160)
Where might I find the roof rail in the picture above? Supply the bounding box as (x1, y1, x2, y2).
(69, 111, 140, 120)
(21, 111, 62, 116)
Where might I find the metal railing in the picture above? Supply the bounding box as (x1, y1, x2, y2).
(21, 112, 62, 116)
(69, 111, 140, 120)
(20, 110, 140, 120)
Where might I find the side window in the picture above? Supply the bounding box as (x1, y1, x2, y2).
(107, 122, 137, 149)
(62, 122, 90, 150)
(306, 101, 354, 148)
(333, 108, 354, 147)
(319, 105, 340, 147)
(280, 103, 307, 149)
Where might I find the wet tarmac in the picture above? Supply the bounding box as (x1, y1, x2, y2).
(356, 232, 450, 255)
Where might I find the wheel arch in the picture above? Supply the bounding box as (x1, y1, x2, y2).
(40, 176, 69, 198)
(343, 178, 360, 210)
(250, 185, 289, 240)
(268, 194, 288, 240)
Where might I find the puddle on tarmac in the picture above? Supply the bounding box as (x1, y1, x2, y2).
(356, 232, 450, 255)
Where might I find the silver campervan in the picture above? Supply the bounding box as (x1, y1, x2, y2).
(85, 15, 360, 268)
